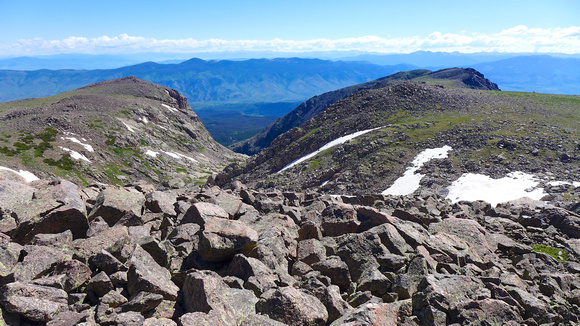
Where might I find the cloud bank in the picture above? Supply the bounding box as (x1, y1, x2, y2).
(2, 26, 579, 56)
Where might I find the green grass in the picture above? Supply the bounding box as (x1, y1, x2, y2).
(531, 244, 568, 262)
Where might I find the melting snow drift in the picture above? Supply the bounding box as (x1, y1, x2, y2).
(0, 166, 39, 183)
(446, 171, 547, 207)
(278, 127, 383, 173)
(382, 146, 453, 196)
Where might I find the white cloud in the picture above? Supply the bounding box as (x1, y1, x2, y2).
(2, 26, 579, 56)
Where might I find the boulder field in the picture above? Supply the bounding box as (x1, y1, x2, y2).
(1, 177, 580, 325)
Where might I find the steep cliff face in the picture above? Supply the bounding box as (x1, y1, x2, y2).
(230, 68, 500, 155)
(0, 76, 245, 187)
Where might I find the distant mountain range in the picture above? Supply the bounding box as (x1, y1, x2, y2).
(1, 53, 578, 106)
(0, 58, 412, 103)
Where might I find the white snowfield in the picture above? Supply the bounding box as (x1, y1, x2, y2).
(144, 149, 197, 163)
(61, 137, 94, 152)
(278, 127, 383, 174)
(0, 166, 39, 183)
(382, 145, 453, 196)
(161, 104, 179, 113)
(446, 172, 547, 206)
(60, 147, 91, 163)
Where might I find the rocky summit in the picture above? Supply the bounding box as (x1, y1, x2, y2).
(0, 176, 580, 325)
(0, 76, 244, 188)
(0, 69, 578, 325)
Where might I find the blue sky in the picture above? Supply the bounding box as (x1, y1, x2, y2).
(1, 0, 579, 56)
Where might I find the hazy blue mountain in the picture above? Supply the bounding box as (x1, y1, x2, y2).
(0, 58, 413, 102)
(0, 53, 190, 70)
(339, 51, 518, 67)
(473, 55, 580, 95)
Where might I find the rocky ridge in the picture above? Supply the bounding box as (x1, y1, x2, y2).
(0, 76, 244, 187)
(218, 78, 579, 197)
(230, 68, 499, 155)
(1, 176, 580, 325)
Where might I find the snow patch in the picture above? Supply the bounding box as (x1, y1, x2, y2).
(161, 104, 178, 113)
(446, 171, 547, 207)
(140, 117, 148, 124)
(0, 166, 39, 183)
(162, 151, 198, 163)
(278, 127, 383, 173)
(548, 180, 580, 187)
(118, 119, 135, 133)
(382, 146, 453, 196)
(60, 147, 91, 163)
(145, 150, 159, 158)
(61, 137, 94, 152)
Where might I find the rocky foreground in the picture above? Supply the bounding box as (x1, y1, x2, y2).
(1, 177, 580, 325)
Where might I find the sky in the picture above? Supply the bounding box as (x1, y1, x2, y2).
(1, 0, 579, 57)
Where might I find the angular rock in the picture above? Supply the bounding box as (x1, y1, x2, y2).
(119, 291, 164, 313)
(320, 202, 360, 236)
(198, 218, 258, 262)
(368, 222, 412, 256)
(182, 269, 258, 324)
(73, 225, 130, 262)
(12, 245, 72, 282)
(226, 254, 277, 295)
(256, 286, 328, 326)
(297, 238, 326, 265)
(89, 186, 145, 226)
(311, 256, 352, 291)
(12, 180, 89, 244)
(143, 317, 178, 326)
(449, 298, 523, 325)
(145, 190, 177, 216)
(0, 282, 68, 322)
(330, 302, 398, 326)
(115, 311, 145, 326)
(327, 231, 389, 282)
(90, 249, 127, 275)
(0, 236, 22, 277)
(86, 271, 114, 297)
(357, 268, 392, 297)
(181, 202, 228, 226)
(127, 245, 179, 300)
(412, 274, 490, 324)
(46, 310, 89, 326)
(50, 259, 92, 292)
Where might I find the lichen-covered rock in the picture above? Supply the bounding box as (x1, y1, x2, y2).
(182, 269, 258, 324)
(89, 186, 145, 226)
(127, 245, 179, 300)
(198, 218, 258, 262)
(256, 286, 328, 326)
(0, 282, 68, 322)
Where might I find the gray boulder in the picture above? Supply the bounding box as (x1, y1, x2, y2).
(182, 269, 258, 324)
(256, 286, 328, 326)
(89, 186, 145, 226)
(198, 218, 258, 262)
(127, 245, 179, 300)
(0, 281, 68, 322)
